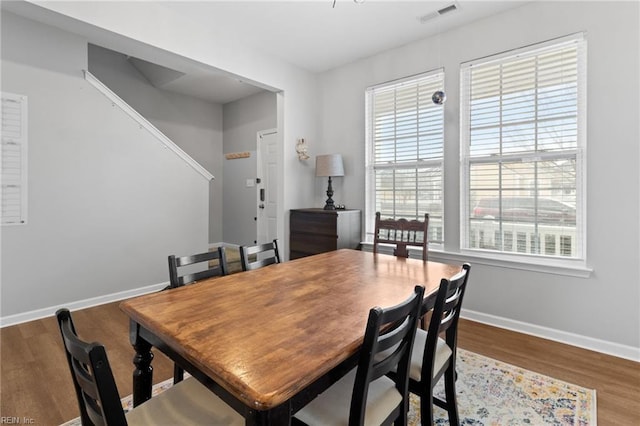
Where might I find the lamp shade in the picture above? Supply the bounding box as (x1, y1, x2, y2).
(315, 154, 344, 177)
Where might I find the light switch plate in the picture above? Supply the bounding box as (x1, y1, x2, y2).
(246, 179, 255, 188)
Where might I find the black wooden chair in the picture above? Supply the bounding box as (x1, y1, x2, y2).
(373, 212, 430, 260)
(55, 308, 243, 426)
(293, 285, 425, 426)
(407, 263, 471, 425)
(167, 246, 228, 288)
(166, 246, 228, 384)
(239, 239, 281, 271)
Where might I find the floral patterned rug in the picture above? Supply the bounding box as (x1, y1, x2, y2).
(410, 348, 596, 425)
(61, 349, 596, 425)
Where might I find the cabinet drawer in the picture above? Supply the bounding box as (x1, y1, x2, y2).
(290, 233, 337, 254)
(290, 212, 337, 236)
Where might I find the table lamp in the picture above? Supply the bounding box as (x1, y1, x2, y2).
(316, 154, 344, 210)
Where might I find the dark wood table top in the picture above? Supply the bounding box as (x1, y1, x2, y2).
(120, 249, 461, 412)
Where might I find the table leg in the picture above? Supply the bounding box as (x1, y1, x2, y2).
(129, 319, 154, 407)
(246, 403, 291, 426)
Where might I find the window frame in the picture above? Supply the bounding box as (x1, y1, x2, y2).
(364, 69, 445, 247)
(1, 92, 28, 226)
(459, 33, 587, 269)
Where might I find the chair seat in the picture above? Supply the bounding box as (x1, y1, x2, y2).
(409, 330, 452, 382)
(125, 377, 244, 426)
(294, 369, 402, 426)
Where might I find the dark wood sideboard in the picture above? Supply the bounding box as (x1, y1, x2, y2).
(289, 208, 362, 260)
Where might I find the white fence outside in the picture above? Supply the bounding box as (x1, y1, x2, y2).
(469, 219, 577, 257)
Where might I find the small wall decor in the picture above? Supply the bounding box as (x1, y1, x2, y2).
(296, 138, 310, 160)
(225, 151, 251, 160)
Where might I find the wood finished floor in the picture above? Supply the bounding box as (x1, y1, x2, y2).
(1, 301, 638, 425)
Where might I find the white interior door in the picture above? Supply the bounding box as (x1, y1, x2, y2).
(256, 129, 278, 245)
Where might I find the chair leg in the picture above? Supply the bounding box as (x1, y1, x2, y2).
(420, 387, 434, 426)
(396, 400, 408, 426)
(173, 364, 184, 384)
(443, 366, 460, 426)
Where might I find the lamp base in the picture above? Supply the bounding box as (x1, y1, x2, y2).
(324, 176, 336, 210)
(323, 202, 336, 210)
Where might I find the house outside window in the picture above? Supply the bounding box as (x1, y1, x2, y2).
(365, 70, 445, 245)
(460, 33, 586, 263)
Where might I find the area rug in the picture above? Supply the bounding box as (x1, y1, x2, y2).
(61, 349, 596, 425)
(411, 348, 597, 425)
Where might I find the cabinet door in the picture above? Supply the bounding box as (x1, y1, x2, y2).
(336, 211, 361, 249)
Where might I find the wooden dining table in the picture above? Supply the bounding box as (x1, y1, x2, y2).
(120, 248, 462, 425)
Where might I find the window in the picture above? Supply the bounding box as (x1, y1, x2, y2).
(365, 70, 444, 244)
(2, 92, 28, 225)
(461, 33, 586, 261)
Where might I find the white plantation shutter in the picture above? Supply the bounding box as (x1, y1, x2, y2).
(2, 92, 28, 225)
(366, 70, 445, 244)
(461, 33, 586, 260)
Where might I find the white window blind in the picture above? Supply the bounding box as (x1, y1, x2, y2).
(365, 70, 444, 244)
(2, 92, 28, 225)
(460, 33, 586, 261)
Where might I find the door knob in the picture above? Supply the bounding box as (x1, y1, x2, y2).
(259, 204, 265, 209)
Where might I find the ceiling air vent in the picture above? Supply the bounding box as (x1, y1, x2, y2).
(418, 2, 459, 24)
(437, 3, 458, 16)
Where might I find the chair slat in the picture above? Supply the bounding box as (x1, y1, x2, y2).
(239, 239, 280, 272)
(168, 246, 228, 288)
(373, 212, 429, 260)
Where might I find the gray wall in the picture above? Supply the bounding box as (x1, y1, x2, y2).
(0, 12, 210, 317)
(318, 1, 640, 354)
(222, 91, 277, 246)
(9, 0, 321, 266)
(87, 45, 224, 243)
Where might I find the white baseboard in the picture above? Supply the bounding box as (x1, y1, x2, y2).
(462, 308, 640, 362)
(0, 281, 168, 328)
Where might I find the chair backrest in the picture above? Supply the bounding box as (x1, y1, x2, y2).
(350, 285, 425, 425)
(423, 263, 471, 379)
(168, 246, 228, 288)
(56, 308, 127, 426)
(373, 212, 430, 260)
(239, 239, 280, 271)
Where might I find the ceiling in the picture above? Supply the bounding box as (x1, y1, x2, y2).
(165, 0, 527, 74)
(122, 50, 268, 105)
(152, 0, 527, 103)
(6, 1, 528, 104)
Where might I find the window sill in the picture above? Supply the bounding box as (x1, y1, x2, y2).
(359, 242, 593, 278)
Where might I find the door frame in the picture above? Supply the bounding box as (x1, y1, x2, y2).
(256, 128, 278, 246)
